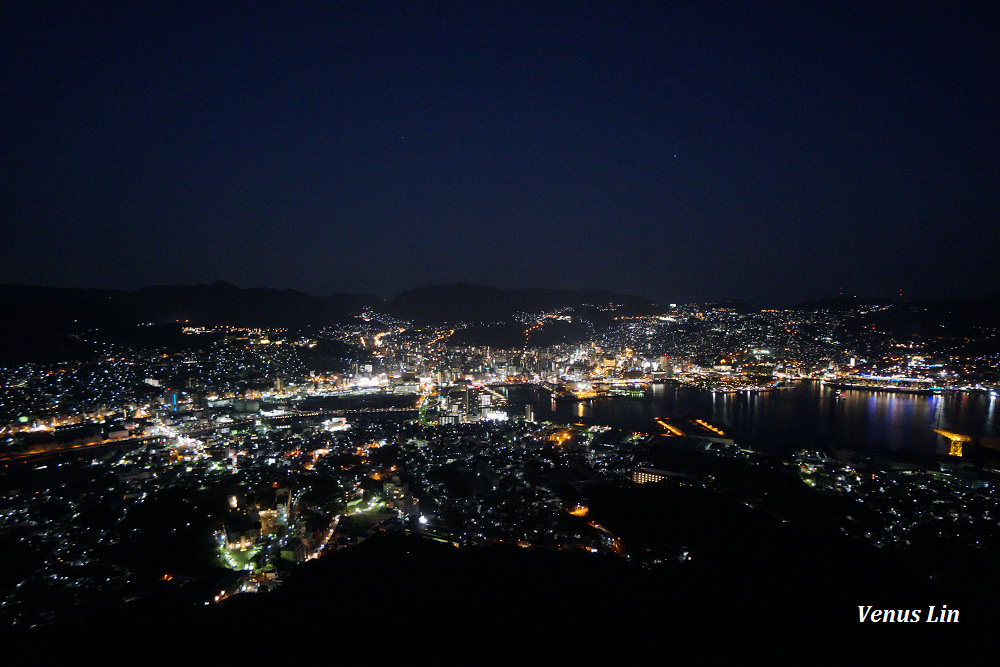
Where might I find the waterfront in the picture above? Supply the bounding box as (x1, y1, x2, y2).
(502, 381, 1000, 460)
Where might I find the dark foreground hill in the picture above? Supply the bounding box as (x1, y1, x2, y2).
(10, 478, 997, 658)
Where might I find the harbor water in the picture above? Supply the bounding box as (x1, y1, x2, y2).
(501, 381, 1000, 460)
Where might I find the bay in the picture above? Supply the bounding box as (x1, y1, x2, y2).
(500, 381, 1000, 460)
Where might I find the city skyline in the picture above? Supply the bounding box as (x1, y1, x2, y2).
(2, 287, 998, 638)
(3, 2, 998, 307)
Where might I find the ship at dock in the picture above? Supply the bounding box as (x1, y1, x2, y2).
(823, 375, 945, 395)
(545, 380, 652, 401)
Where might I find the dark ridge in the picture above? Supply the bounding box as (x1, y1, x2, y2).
(134, 282, 376, 328)
(846, 294, 1000, 346)
(3, 282, 996, 363)
(384, 282, 660, 324)
(0, 283, 377, 362)
(903, 293, 1000, 328)
(787, 296, 897, 311)
(0, 281, 658, 363)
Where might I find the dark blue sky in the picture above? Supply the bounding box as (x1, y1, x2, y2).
(3, 1, 997, 307)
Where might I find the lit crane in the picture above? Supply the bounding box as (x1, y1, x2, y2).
(934, 429, 971, 457)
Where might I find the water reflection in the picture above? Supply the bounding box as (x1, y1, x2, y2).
(988, 394, 997, 433)
(504, 381, 999, 459)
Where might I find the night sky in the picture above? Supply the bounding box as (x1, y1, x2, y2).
(3, 2, 997, 307)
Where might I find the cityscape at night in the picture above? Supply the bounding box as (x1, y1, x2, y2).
(1, 284, 998, 649)
(2, 0, 997, 653)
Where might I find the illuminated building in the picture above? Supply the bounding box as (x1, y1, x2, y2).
(632, 468, 695, 484)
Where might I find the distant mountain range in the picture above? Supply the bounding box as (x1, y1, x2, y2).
(0, 281, 373, 330)
(0, 282, 659, 362)
(0, 281, 659, 329)
(2, 281, 996, 363)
